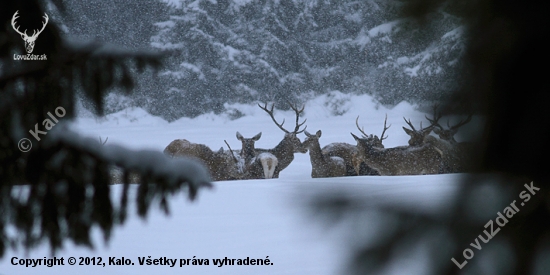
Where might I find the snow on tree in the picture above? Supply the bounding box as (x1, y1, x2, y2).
(0, 1, 211, 257)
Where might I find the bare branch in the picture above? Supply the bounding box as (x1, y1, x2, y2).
(224, 140, 239, 164)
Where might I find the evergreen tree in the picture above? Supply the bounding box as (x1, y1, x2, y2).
(0, 1, 211, 257)
(150, 0, 465, 119)
(311, 1, 550, 274)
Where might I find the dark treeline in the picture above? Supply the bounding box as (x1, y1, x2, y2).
(63, 0, 465, 120)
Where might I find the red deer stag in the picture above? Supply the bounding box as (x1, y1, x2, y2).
(235, 132, 278, 179)
(425, 108, 474, 173)
(256, 102, 308, 178)
(402, 116, 436, 147)
(349, 115, 391, 175)
(351, 116, 443, 175)
(164, 139, 238, 181)
(302, 130, 346, 178)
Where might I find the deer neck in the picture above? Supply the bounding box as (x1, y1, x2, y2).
(271, 137, 295, 166)
(307, 141, 325, 164)
(239, 142, 256, 164)
(359, 146, 390, 173)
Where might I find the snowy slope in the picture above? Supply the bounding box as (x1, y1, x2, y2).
(0, 93, 472, 275)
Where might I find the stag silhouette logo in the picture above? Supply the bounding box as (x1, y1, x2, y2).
(11, 11, 49, 54)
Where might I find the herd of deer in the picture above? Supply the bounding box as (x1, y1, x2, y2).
(163, 103, 474, 181)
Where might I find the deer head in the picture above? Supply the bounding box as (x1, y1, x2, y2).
(303, 130, 347, 178)
(355, 114, 390, 149)
(402, 115, 436, 146)
(11, 11, 49, 54)
(236, 131, 262, 162)
(258, 102, 307, 154)
(303, 130, 322, 149)
(425, 105, 472, 144)
(351, 132, 383, 152)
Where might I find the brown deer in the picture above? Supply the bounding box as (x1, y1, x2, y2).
(402, 116, 436, 147)
(349, 115, 391, 175)
(235, 132, 278, 179)
(351, 122, 443, 175)
(302, 130, 346, 178)
(236, 131, 261, 164)
(425, 108, 474, 173)
(164, 139, 238, 181)
(256, 102, 308, 178)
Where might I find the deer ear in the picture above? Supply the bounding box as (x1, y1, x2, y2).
(236, 131, 244, 141)
(402, 127, 413, 135)
(252, 132, 262, 141)
(316, 130, 322, 138)
(433, 128, 442, 135)
(351, 132, 360, 141)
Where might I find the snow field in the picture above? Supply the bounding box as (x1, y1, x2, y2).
(0, 93, 470, 275)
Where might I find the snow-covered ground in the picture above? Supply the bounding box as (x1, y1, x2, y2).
(0, 93, 474, 275)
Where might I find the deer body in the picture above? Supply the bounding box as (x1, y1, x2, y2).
(319, 142, 379, 176)
(352, 133, 442, 175)
(425, 107, 474, 173)
(256, 102, 308, 178)
(164, 139, 238, 181)
(257, 152, 278, 179)
(255, 133, 305, 178)
(303, 130, 346, 178)
(348, 115, 392, 175)
(235, 132, 279, 179)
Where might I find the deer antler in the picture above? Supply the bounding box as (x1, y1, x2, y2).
(258, 102, 289, 133)
(425, 104, 443, 129)
(447, 114, 472, 130)
(258, 102, 307, 134)
(403, 117, 417, 131)
(11, 11, 48, 38)
(33, 13, 49, 38)
(357, 115, 391, 141)
(99, 136, 108, 145)
(380, 114, 391, 141)
(287, 101, 307, 134)
(11, 11, 26, 37)
(355, 116, 369, 137)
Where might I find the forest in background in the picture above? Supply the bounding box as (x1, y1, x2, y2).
(60, 0, 465, 120)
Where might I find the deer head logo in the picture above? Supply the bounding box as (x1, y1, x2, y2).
(11, 11, 49, 54)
